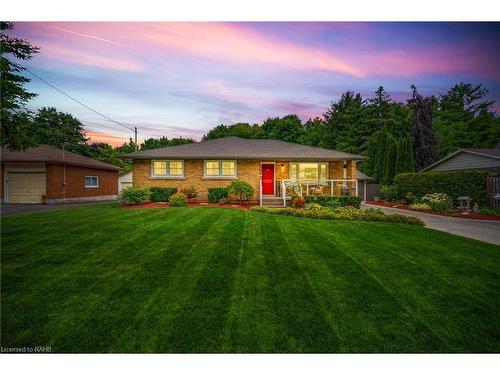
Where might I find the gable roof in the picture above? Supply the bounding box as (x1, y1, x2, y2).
(1, 144, 121, 171)
(124, 137, 367, 161)
(421, 148, 500, 172)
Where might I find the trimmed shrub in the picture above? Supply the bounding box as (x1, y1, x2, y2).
(169, 192, 188, 207)
(304, 195, 362, 209)
(249, 206, 424, 226)
(208, 187, 229, 203)
(180, 185, 198, 199)
(150, 187, 177, 202)
(421, 193, 451, 212)
(410, 203, 431, 211)
(380, 185, 400, 201)
(219, 197, 230, 204)
(227, 180, 254, 204)
(304, 203, 324, 211)
(291, 196, 306, 209)
(394, 171, 488, 206)
(119, 187, 150, 205)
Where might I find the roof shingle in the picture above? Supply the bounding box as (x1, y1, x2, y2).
(1, 145, 121, 171)
(124, 137, 367, 161)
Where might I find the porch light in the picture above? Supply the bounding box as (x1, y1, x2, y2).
(280, 164, 285, 172)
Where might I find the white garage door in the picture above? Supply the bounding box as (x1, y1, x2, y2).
(7, 172, 46, 203)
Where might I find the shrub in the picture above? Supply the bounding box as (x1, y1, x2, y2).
(119, 187, 150, 205)
(380, 185, 400, 201)
(208, 187, 229, 203)
(180, 185, 198, 199)
(227, 180, 254, 204)
(479, 207, 500, 216)
(364, 207, 384, 215)
(249, 206, 424, 226)
(150, 187, 177, 202)
(219, 197, 230, 204)
(304, 203, 323, 211)
(394, 171, 488, 206)
(291, 196, 306, 209)
(169, 192, 188, 207)
(410, 203, 431, 211)
(304, 195, 362, 209)
(421, 193, 451, 212)
(403, 192, 416, 205)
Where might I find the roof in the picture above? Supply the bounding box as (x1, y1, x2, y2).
(356, 170, 374, 180)
(1, 144, 121, 171)
(421, 148, 500, 172)
(124, 137, 367, 161)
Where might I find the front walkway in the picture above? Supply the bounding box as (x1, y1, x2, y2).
(362, 203, 500, 245)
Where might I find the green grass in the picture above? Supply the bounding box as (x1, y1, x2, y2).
(1, 204, 499, 353)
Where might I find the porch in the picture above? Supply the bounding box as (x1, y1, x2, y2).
(259, 178, 359, 207)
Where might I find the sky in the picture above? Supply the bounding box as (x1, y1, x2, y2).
(9, 22, 500, 146)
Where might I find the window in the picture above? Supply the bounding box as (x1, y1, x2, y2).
(151, 160, 184, 177)
(204, 160, 237, 178)
(85, 176, 99, 188)
(289, 163, 328, 180)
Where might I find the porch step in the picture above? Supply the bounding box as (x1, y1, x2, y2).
(261, 196, 289, 207)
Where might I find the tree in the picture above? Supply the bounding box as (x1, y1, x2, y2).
(202, 123, 262, 140)
(410, 85, 438, 171)
(299, 117, 326, 147)
(140, 136, 193, 151)
(30, 107, 88, 151)
(323, 91, 369, 154)
(1, 22, 39, 149)
(261, 115, 304, 143)
(432, 83, 500, 157)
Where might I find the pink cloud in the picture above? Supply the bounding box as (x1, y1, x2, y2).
(85, 131, 131, 147)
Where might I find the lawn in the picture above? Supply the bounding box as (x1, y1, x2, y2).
(1, 204, 499, 353)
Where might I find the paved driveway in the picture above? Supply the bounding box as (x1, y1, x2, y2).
(362, 203, 500, 245)
(1, 201, 116, 217)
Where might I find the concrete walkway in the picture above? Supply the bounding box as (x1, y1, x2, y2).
(1, 201, 116, 217)
(362, 203, 500, 246)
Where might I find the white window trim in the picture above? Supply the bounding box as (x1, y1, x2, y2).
(288, 162, 329, 181)
(150, 160, 185, 179)
(85, 176, 99, 188)
(203, 160, 238, 179)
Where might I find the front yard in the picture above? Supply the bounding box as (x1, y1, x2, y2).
(1, 204, 499, 352)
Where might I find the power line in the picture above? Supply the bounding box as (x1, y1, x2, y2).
(23, 67, 135, 131)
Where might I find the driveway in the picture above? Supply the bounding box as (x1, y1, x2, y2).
(1, 201, 116, 217)
(362, 203, 500, 245)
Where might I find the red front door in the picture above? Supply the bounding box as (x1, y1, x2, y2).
(262, 164, 275, 194)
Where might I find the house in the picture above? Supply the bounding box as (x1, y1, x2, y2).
(124, 136, 367, 205)
(1, 145, 120, 204)
(118, 170, 133, 192)
(421, 148, 500, 173)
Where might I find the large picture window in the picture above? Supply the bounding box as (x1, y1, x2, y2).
(204, 160, 237, 178)
(289, 163, 328, 180)
(151, 160, 184, 177)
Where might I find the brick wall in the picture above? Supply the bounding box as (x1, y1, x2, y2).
(132, 159, 356, 200)
(133, 159, 261, 201)
(46, 165, 118, 199)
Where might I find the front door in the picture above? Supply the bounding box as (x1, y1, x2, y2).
(261, 164, 275, 195)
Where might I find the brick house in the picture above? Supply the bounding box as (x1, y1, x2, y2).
(1, 145, 120, 204)
(125, 137, 368, 205)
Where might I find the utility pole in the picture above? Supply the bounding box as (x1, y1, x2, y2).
(134, 127, 138, 151)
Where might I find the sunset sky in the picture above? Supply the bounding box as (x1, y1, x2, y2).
(10, 22, 500, 146)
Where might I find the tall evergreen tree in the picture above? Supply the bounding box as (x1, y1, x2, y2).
(1, 22, 39, 149)
(410, 85, 438, 170)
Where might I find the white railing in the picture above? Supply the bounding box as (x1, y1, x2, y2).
(282, 179, 358, 199)
(259, 177, 263, 206)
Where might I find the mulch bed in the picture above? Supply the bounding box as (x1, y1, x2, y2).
(368, 201, 500, 221)
(122, 201, 258, 210)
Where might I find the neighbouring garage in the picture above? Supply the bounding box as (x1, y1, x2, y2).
(7, 171, 46, 203)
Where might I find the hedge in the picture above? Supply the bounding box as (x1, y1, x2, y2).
(304, 195, 362, 209)
(250, 206, 424, 226)
(150, 187, 177, 202)
(208, 187, 229, 203)
(119, 187, 150, 205)
(394, 171, 488, 206)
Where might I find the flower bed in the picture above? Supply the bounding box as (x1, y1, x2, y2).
(368, 201, 500, 221)
(122, 201, 257, 210)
